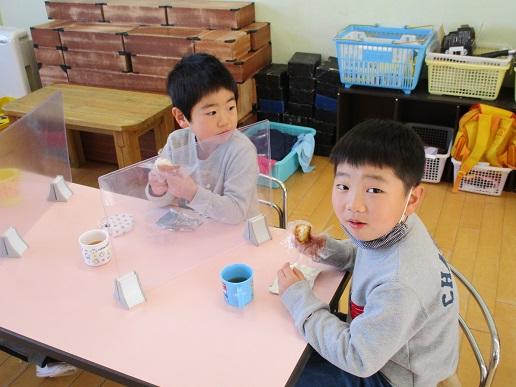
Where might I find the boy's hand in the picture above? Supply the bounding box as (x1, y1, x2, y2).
(278, 263, 305, 295)
(148, 169, 168, 196)
(165, 172, 198, 202)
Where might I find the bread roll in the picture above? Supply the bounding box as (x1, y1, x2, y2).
(295, 223, 311, 244)
(155, 157, 179, 173)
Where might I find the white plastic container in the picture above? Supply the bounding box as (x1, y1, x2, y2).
(0, 27, 40, 98)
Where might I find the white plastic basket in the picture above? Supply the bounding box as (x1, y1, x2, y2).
(407, 123, 453, 183)
(451, 158, 511, 196)
(423, 148, 450, 183)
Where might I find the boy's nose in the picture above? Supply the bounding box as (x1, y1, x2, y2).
(218, 110, 230, 127)
(346, 191, 366, 213)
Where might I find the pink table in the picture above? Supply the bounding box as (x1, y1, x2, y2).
(0, 183, 347, 386)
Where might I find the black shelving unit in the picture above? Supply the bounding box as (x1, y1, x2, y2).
(336, 81, 516, 191)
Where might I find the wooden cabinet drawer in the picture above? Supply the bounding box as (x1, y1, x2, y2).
(31, 20, 71, 47)
(124, 26, 208, 57)
(132, 55, 179, 77)
(167, 1, 255, 29)
(241, 22, 270, 51)
(225, 43, 272, 82)
(68, 68, 167, 93)
(194, 30, 250, 61)
(103, 0, 168, 25)
(64, 50, 130, 72)
(45, 1, 104, 22)
(39, 64, 69, 86)
(34, 47, 65, 66)
(60, 23, 137, 52)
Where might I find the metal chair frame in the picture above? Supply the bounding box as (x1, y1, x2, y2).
(257, 173, 288, 229)
(449, 264, 501, 387)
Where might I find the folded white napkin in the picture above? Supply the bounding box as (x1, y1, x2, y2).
(268, 262, 322, 295)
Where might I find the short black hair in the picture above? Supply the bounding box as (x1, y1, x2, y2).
(166, 53, 238, 121)
(330, 119, 425, 191)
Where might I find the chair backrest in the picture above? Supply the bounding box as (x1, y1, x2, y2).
(257, 173, 288, 229)
(449, 264, 501, 387)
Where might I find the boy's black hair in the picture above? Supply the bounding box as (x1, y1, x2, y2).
(330, 119, 425, 191)
(166, 53, 238, 121)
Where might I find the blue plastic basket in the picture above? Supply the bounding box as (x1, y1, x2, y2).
(334, 25, 435, 94)
(244, 121, 316, 187)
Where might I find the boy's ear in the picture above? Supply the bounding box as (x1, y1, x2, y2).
(171, 107, 190, 129)
(406, 184, 424, 216)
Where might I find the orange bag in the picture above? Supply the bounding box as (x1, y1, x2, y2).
(451, 104, 515, 192)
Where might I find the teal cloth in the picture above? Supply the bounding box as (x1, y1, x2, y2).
(292, 133, 315, 173)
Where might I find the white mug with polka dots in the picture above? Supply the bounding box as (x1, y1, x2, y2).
(78, 229, 112, 267)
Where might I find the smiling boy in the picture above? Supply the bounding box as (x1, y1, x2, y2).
(278, 119, 459, 386)
(146, 53, 259, 224)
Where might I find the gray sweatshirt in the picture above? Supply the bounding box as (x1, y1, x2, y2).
(146, 128, 259, 224)
(281, 214, 459, 386)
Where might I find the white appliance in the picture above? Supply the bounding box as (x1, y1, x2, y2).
(0, 26, 40, 98)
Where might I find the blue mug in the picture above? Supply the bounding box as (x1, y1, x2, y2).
(220, 263, 254, 308)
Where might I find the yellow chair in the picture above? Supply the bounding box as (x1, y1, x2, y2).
(0, 97, 16, 131)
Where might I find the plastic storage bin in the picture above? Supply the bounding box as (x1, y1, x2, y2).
(451, 158, 511, 196)
(425, 50, 512, 100)
(245, 121, 316, 187)
(334, 25, 435, 94)
(267, 122, 315, 184)
(407, 123, 453, 183)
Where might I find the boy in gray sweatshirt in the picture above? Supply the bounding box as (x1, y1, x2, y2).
(146, 53, 259, 224)
(278, 119, 459, 386)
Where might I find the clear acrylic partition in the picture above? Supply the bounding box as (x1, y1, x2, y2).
(98, 128, 269, 293)
(0, 92, 70, 237)
(239, 120, 276, 226)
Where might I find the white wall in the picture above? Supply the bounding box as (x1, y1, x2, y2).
(0, 0, 48, 31)
(1, 0, 514, 63)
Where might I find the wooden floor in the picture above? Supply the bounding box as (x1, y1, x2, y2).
(1, 157, 515, 386)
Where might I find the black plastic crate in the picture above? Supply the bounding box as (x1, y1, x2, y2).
(255, 63, 288, 88)
(282, 113, 313, 127)
(289, 88, 315, 105)
(288, 52, 321, 77)
(315, 130, 336, 146)
(315, 143, 333, 157)
(316, 57, 340, 84)
(289, 76, 316, 90)
(256, 84, 288, 100)
(257, 110, 282, 122)
(316, 81, 339, 98)
(311, 119, 336, 134)
(314, 108, 336, 124)
(287, 102, 313, 117)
